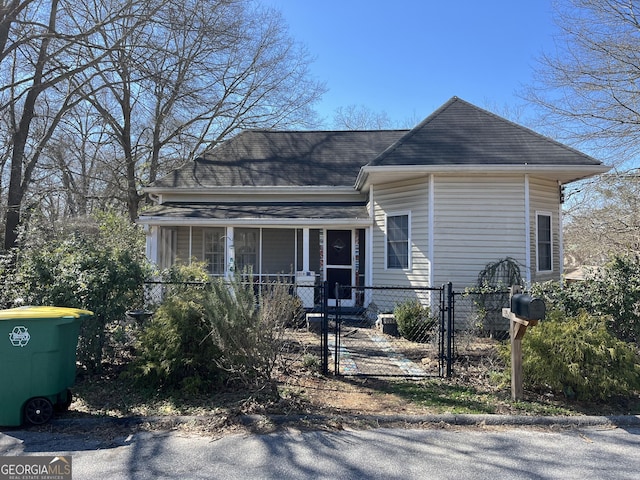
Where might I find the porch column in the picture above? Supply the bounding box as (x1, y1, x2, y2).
(302, 227, 310, 272)
(226, 226, 235, 278)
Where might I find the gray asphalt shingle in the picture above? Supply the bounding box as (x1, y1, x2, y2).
(370, 97, 602, 167)
(142, 202, 370, 220)
(148, 97, 604, 190)
(151, 130, 407, 188)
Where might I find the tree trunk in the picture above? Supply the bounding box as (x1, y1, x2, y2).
(3, 0, 57, 251)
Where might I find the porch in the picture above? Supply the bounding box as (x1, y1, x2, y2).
(145, 225, 369, 307)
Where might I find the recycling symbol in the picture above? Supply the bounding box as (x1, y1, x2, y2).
(9, 326, 30, 347)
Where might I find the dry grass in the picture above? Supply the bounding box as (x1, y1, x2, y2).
(62, 327, 640, 436)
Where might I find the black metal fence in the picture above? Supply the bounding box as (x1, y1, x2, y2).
(141, 279, 510, 379)
(453, 288, 512, 340)
(318, 283, 454, 378)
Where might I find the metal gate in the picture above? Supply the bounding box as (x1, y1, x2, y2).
(319, 282, 454, 378)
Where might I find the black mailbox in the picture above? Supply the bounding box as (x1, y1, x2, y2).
(511, 294, 546, 321)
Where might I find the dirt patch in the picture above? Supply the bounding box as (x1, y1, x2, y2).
(282, 375, 429, 416)
(59, 328, 638, 437)
(274, 331, 515, 417)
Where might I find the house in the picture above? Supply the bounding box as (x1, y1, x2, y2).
(139, 97, 609, 310)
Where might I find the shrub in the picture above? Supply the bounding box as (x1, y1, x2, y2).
(302, 354, 321, 372)
(203, 276, 299, 395)
(501, 310, 640, 401)
(150, 261, 211, 309)
(130, 288, 222, 392)
(589, 255, 640, 343)
(532, 255, 640, 343)
(394, 300, 436, 342)
(10, 213, 150, 373)
(131, 267, 304, 395)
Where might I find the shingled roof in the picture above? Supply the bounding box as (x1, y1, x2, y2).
(150, 130, 407, 189)
(370, 97, 602, 167)
(147, 97, 606, 192)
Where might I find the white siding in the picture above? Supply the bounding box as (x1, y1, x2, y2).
(175, 226, 192, 264)
(173, 226, 210, 266)
(432, 175, 527, 288)
(191, 227, 205, 262)
(529, 177, 561, 283)
(371, 177, 430, 288)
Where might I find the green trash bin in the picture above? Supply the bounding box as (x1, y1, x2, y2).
(0, 306, 93, 426)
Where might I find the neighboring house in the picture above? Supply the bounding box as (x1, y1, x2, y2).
(139, 97, 609, 309)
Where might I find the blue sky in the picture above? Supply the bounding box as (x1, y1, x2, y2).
(262, 0, 557, 126)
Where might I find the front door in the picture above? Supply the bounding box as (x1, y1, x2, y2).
(326, 229, 354, 307)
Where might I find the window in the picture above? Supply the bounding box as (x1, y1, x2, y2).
(537, 213, 552, 272)
(203, 228, 225, 275)
(235, 228, 259, 273)
(386, 213, 409, 269)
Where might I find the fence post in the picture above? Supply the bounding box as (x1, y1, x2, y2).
(334, 283, 341, 375)
(438, 285, 445, 377)
(321, 281, 329, 375)
(447, 282, 454, 378)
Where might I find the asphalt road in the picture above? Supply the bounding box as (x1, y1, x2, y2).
(1, 422, 640, 479)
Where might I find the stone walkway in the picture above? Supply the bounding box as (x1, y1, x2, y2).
(328, 327, 436, 377)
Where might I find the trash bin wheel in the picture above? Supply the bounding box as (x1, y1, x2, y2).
(24, 397, 54, 425)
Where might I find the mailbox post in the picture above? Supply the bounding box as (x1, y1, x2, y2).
(502, 286, 545, 401)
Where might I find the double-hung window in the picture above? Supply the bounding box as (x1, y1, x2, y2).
(537, 213, 552, 272)
(386, 213, 410, 269)
(203, 228, 225, 276)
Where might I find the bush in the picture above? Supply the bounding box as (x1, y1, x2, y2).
(130, 288, 222, 392)
(131, 269, 301, 395)
(204, 276, 299, 394)
(533, 254, 640, 343)
(589, 255, 640, 343)
(502, 310, 640, 401)
(9, 213, 150, 373)
(394, 300, 436, 342)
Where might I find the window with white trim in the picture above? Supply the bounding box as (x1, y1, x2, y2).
(203, 228, 225, 276)
(537, 213, 552, 272)
(386, 213, 410, 269)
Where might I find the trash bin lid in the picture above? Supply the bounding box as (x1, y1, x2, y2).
(0, 306, 93, 320)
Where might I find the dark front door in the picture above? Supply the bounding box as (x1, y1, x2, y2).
(326, 229, 354, 305)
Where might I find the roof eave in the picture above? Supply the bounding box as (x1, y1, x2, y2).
(143, 185, 360, 195)
(355, 164, 611, 190)
(137, 216, 373, 227)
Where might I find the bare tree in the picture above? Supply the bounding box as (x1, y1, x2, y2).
(0, 0, 154, 251)
(523, 1, 640, 265)
(75, 0, 326, 221)
(526, 0, 640, 167)
(564, 172, 640, 265)
(332, 104, 393, 130)
(36, 102, 117, 220)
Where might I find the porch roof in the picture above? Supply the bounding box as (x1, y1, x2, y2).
(139, 202, 372, 226)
